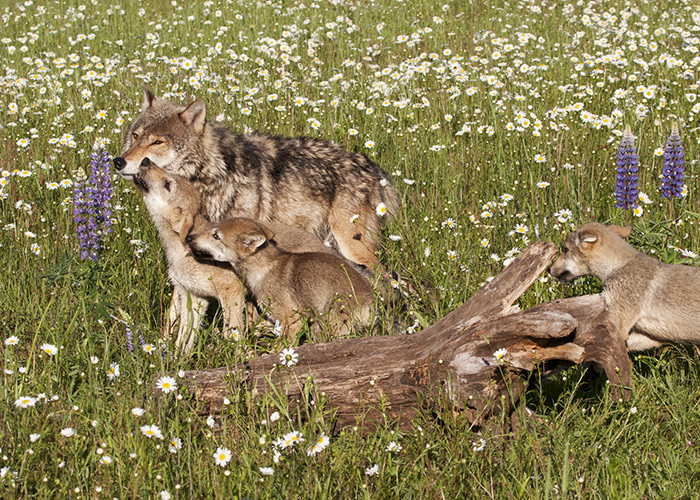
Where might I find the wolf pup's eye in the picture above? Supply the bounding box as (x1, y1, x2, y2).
(163, 180, 171, 191)
(562, 245, 569, 254)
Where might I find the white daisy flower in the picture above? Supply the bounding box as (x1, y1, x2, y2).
(213, 447, 232, 467)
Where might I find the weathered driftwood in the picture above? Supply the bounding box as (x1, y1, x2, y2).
(175, 242, 631, 431)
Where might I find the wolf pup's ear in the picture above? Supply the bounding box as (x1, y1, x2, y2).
(609, 224, 632, 239)
(242, 232, 268, 252)
(262, 225, 275, 242)
(192, 214, 214, 233)
(179, 99, 207, 134)
(578, 230, 598, 248)
(178, 213, 196, 247)
(143, 87, 156, 111)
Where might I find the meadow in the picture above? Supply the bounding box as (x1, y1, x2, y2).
(2, 0, 700, 497)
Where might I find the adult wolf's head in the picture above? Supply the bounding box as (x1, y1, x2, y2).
(113, 88, 208, 179)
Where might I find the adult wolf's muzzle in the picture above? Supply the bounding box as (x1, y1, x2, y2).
(113, 157, 127, 171)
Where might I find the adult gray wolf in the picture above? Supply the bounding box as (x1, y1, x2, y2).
(549, 222, 700, 352)
(114, 88, 399, 271)
(186, 217, 374, 339)
(133, 157, 335, 352)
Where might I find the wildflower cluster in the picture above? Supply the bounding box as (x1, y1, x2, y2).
(615, 126, 639, 211)
(3, 0, 700, 495)
(660, 122, 685, 200)
(615, 123, 687, 218)
(73, 146, 113, 260)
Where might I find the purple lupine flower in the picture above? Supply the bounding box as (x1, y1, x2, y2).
(615, 126, 639, 210)
(72, 181, 91, 260)
(91, 148, 113, 234)
(72, 146, 113, 260)
(660, 122, 684, 199)
(125, 326, 134, 353)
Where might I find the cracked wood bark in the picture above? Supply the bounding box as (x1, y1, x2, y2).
(176, 241, 631, 431)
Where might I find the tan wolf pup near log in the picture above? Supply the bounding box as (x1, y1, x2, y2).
(133, 157, 336, 353)
(186, 218, 374, 339)
(549, 222, 700, 352)
(114, 88, 398, 271)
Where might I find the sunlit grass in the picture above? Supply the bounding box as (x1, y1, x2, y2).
(1, 0, 700, 497)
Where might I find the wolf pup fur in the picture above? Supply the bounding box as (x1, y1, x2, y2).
(550, 222, 700, 352)
(187, 218, 374, 339)
(114, 88, 398, 271)
(134, 157, 334, 352)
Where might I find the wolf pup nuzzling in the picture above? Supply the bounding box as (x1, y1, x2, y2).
(134, 157, 338, 353)
(114, 88, 398, 271)
(132, 158, 244, 353)
(550, 222, 700, 352)
(187, 218, 374, 339)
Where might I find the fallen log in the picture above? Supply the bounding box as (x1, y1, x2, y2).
(175, 241, 631, 431)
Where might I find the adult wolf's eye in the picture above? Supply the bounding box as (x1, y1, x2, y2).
(132, 132, 139, 140)
(153, 139, 164, 145)
(213, 232, 220, 241)
(163, 181, 171, 192)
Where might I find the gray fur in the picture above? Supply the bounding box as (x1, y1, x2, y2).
(116, 88, 399, 270)
(134, 158, 339, 352)
(550, 222, 700, 352)
(187, 218, 374, 339)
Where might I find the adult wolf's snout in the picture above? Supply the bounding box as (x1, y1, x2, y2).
(113, 157, 126, 171)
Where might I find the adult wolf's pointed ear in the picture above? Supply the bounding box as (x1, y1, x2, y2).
(179, 99, 207, 134)
(142, 87, 156, 111)
(609, 224, 632, 239)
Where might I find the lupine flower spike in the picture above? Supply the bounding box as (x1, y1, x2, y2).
(615, 126, 639, 223)
(73, 146, 113, 260)
(660, 122, 684, 218)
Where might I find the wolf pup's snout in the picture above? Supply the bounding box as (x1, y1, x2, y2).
(113, 157, 126, 171)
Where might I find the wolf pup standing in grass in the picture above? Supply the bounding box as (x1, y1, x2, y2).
(187, 218, 374, 339)
(133, 157, 338, 352)
(114, 88, 399, 271)
(550, 222, 700, 352)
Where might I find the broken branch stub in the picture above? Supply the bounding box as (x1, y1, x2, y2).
(174, 242, 631, 431)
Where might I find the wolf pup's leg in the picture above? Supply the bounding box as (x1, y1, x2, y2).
(169, 285, 209, 354)
(280, 312, 304, 340)
(218, 279, 247, 338)
(164, 286, 187, 341)
(626, 332, 663, 352)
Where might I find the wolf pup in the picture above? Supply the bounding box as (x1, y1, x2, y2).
(187, 218, 374, 339)
(550, 222, 700, 352)
(134, 158, 335, 352)
(114, 88, 398, 272)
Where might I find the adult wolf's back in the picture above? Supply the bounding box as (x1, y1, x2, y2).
(114, 88, 398, 269)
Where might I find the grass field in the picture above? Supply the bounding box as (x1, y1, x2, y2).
(2, 0, 700, 497)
